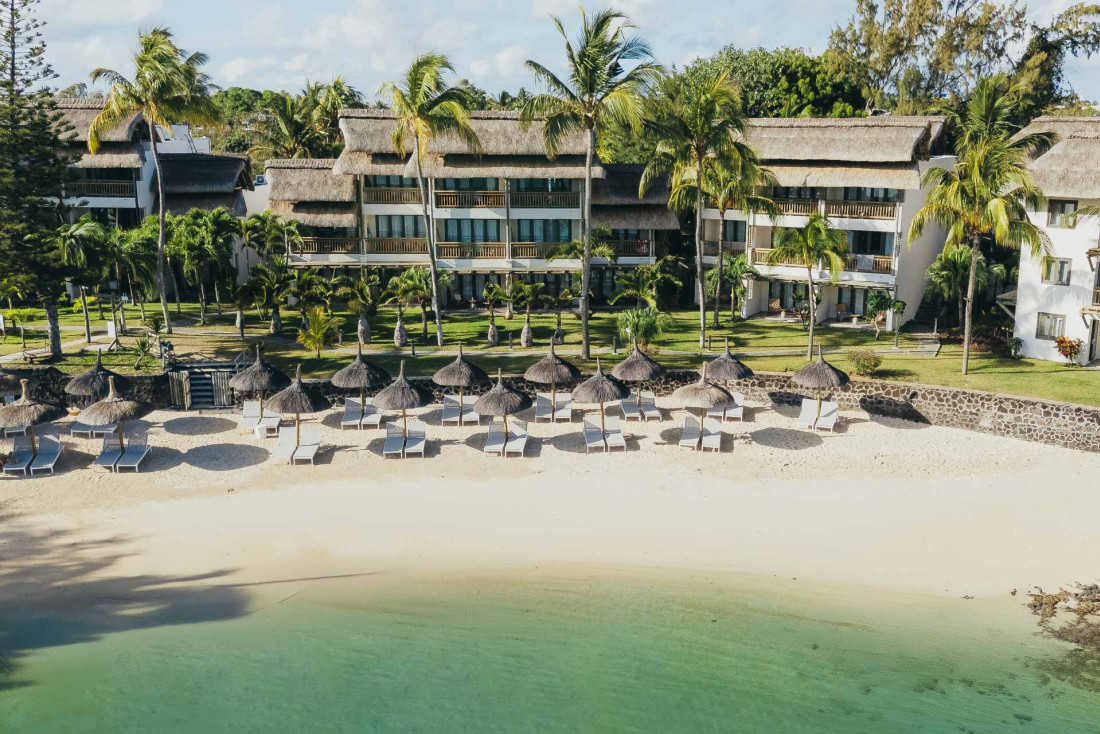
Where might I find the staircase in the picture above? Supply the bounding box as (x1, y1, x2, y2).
(169, 353, 250, 410)
(910, 295, 942, 331)
(187, 369, 216, 409)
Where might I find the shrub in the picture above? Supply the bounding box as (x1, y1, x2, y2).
(1007, 337, 1024, 359)
(1054, 337, 1083, 365)
(145, 313, 164, 334)
(3, 308, 35, 326)
(847, 348, 882, 377)
(71, 295, 98, 314)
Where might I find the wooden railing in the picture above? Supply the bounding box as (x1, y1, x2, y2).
(362, 237, 428, 255)
(702, 241, 747, 257)
(510, 191, 580, 209)
(363, 187, 422, 204)
(437, 242, 507, 258)
(294, 237, 360, 255)
(66, 180, 136, 198)
(608, 240, 651, 258)
(774, 198, 819, 216)
(1093, 287, 1100, 306)
(844, 254, 895, 274)
(753, 249, 803, 267)
(512, 242, 560, 259)
(435, 190, 506, 208)
(826, 200, 897, 220)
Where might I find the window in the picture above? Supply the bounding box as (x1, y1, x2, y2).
(442, 219, 500, 243)
(1036, 312, 1066, 340)
(435, 178, 499, 191)
(1040, 258, 1072, 286)
(1048, 200, 1078, 228)
(773, 187, 821, 200)
(848, 230, 894, 256)
(842, 187, 899, 203)
(517, 219, 572, 243)
(374, 215, 426, 238)
(608, 229, 641, 241)
(722, 220, 747, 243)
(368, 175, 417, 188)
(516, 178, 572, 192)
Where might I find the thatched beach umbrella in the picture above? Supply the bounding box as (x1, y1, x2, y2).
(78, 375, 150, 454)
(611, 339, 666, 404)
(671, 362, 734, 449)
(474, 369, 532, 436)
(0, 366, 19, 396)
(64, 351, 129, 401)
(523, 342, 581, 418)
(373, 360, 430, 439)
(705, 338, 754, 419)
(792, 346, 850, 423)
(573, 357, 629, 435)
(331, 342, 391, 412)
(432, 344, 489, 418)
(0, 379, 64, 457)
(265, 365, 317, 448)
(228, 345, 290, 419)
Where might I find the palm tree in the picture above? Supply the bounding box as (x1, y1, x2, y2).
(205, 207, 240, 317)
(644, 70, 752, 348)
(224, 280, 254, 339)
(89, 28, 220, 335)
(608, 262, 682, 310)
(0, 273, 30, 311)
(926, 246, 1005, 330)
(297, 306, 341, 357)
(505, 280, 545, 347)
(547, 288, 574, 345)
(252, 92, 321, 159)
(547, 231, 618, 316)
(386, 267, 453, 341)
(291, 267, 325, 326)
(55, 215, 106, 344)
(119, 228, 157, 322)
(907, 75, 1052, 375)
(337, 271, 380, 345)
(705, 252, 761, 323)
(768, 213, 849, 359)
(522, 8, 662, 359)
(175, 210, 219, 325)
(250, 258, 294, 334)
(482, 282, 507, 347)
(616, 307, 671, 350)
(379, 53, 481, 347)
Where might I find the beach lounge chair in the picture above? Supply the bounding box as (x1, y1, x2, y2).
(70, 421, 116, 438)
(341, 398, 364, 430)
(707, 392, 745, 423)
(382, 423, 405, 458)
(814, 402, 840, 433)
(535, 393, 554, 422)
(619, 393, 642, 422)
(270, 428, 297, 463)
(797, 398, 819, 430)
(678, 416, 701, 450)
(2, 423, 26, 438)
(604, 415, 626, 452)
(404, 421, 426, 458)
(292, 426, 322, 465)
(238, 401, 262, 432)
(442, 395, 480, 426)
(640, 391, 661, 422)
(2, 395, 14, 405)
(2, 436, 32, 476)
(554, 392, 574, 422)
(701, 418, 723, 453)
(360, 399, 383, 429)
(92, 436, 123, 471)
(254, 412, 282, 439)
(504, 420, 528, 457)
(116, 433, 151, 472)
(29, 436, 62, 476)
(583, 419, 606, 453)
(483, 419, 507, 456)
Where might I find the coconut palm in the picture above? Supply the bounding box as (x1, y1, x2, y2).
(546, 287, 574, 345)
(337, 272, 380, 345)
(616, 307, 671, 350)
(89, 27, 220, 335)
(385, 267, 453, 341)
(250, 258, 294, 334)
(291, 267, 326, 326)
(482, 282, 507, 347)
(379, 52, 481, 347)
(768, 213, 849, 359)
(118, 228, 157, 322)
(506, 280, 544, 347)
(926, 246, 1005, 330)
(705, 253, 761, 324)
(174, 210, 218, 325)
(522, 8, 662, 359)
(297, 306, 341, 357)
(224, 280, 254, 339)
(252, 92, 321, 159)
(55, 215, 106, 344)
(907, 75, 1052, 375)
(608, 262, 682, 310)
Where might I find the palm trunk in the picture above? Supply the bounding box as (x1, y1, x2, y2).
(806, 269, 816, 360)
(236, 307, 245, 339)
(271, 304, 281, 335)
(712, 211, 725, 329)
(149, 123, 173, 335)
(694, 161, 706, 348)
(962, 235, 981, 375)
(414, 153, 445, 347)
(580, 127, 595, 360)
(114, 263, 127, 331)
(197, 277, 207, 325)
(43, 299, 61, 358)
(80, 286, 91, 343)
(214, 280, 222, 316)
(167, 257, 182, 315)
(95, 288, 104, 320)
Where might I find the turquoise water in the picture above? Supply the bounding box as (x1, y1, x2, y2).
(1, 568, 1097, 733)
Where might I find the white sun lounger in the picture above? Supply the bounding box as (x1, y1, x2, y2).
(504, 420, 528, 457)
(292, 426, 322, 465)
(442, 395, 481, 426)
(797, 398, 819, 430)
(3, 436, 32, 476)
(483, 420, 507, 456)
(71, 421, 117, 438)
(254, 412, 282, 438)
(707, 391, 745, 422)
(29, 436, 63, 475)
(553, 393, 574, 422)
(701, 418, 723, 453)
(92, 436, 123, 471)
(270, 428, 297, 463)
(360, 399, 383, 429)
(639, 391, 661, 422)
(382, 423, 405, 458)
(116, 433, 151, 472)
(404, 422, 426, 458)
(341, 398, 364, 430)
(619, 394, 642, 422)
(583, 419, 607, 453)
(814, 402, 840, 432)
(3, 424, 26, 438)
(679, 416, 701, 450)
(604, 415, 626, 451)
(238, 401, 262, 432)
(535, 394, 554, 422)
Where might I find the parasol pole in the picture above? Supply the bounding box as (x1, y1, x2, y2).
(402, 408, 408, 440)
(116, 422, 125, 453)
(27, 424, 37, 459)
(258, 390, 265, 420)
(296, 411, 301, 448)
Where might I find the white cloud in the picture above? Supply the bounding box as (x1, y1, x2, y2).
(283, 54, 309, 72)
(421, 19, 478, 49)
(493, 46, 528, 77)
(470, 59, 490, 77)
(46, 0, 166, 25)
(220, 56, 276, 84)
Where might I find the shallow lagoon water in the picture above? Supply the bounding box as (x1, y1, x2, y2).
(1, 567, 1096, 733)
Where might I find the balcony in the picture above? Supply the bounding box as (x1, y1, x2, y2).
(773, 198, 819, 216)
(510, 191, 580, 209)
(435, 190, 506, 208)
(295, 237, 360, 255)
(702, 241, 746, 257)
(437, 242, 507, 258)
(844, 254, 895, 274)
(512, 242, 561, 259)
(362, 237, 428, 255)
(826, 200, 897, 220)
(66, 180, 137, 198)
(363, 187, 422, 205)
(608, 240, 651, 258)
(753, 249, 803, 267)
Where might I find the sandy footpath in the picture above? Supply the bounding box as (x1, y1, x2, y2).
(2, 400, 1099, 613)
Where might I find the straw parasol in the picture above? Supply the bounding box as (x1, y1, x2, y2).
(432, 344, 489, 418)
(64, 351, 129, 401)
(372, 360, 431, 439)
(671, 362, 734, 449)
(78, 375, 150, 454)
(474, 368, 532, 435)
(265, 365, 318, 448)
(523, 342, 581, 420)
(228, 345, 291, 419)
(573, 357, 629, 435)
(0, 379, 64, 457)
(331, 342, 391, 413)
(704, 338, 754, 419)
(792, 346, 850, 422)
(0, 366, 19, 397)
(611, 339, 666, 406)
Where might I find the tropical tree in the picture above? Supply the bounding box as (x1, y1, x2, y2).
(502, 280, 545, 347)
(337, 271, 380, 345)
(297, 305, 341, 357)
(291, 267, 326, 326)
(546, 287, 575, 345)
(174, 209, 219, 325)
(379, 52, 481, 347)
(224, 279, 254, 339)
(926, 246, 1005, 330)
(118, 227, 157, 322)
(250, 258, 294, 334)
(907, 75, 1051, 374)
(768, 213, 849, 359)
(0, 273, 31, 311)
(252, 92, 321, 159)
(89, 27, 220, 335)
(705, 252, 761, 323)
(609, 262, 682, 310)
(865, 289, 893, 339)
(54, 215, 106, 343)
(384, 267, 453, 341)
(616, 307, 671, 350)
(522, 8, 662, 359)
(482, 282, 507, 347)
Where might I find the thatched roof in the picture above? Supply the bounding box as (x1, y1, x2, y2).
(792, 349, 850, 390)
(573, 359, 630, 404)
(269, 200, 357, 228)
(333, 150, 603, 179)
(767, 162, 921, 190)
(742, 116, 946, 165)
(1026, 132, 1100, 199)
(265, 365, 318, 415)
(523, 342, 581, 385)
(69, 142, 144, 170)
(432, 344, 489, 388)
(159, 153, 254, 194)
(1015, 116, 1100, 147)
(706, 339, 754, 382)
(166, 192, 247, 217)
(473, 369, 531, 417)
(611, 343, 666, 382)
(592, 205, 679, 230)
(670, 363, 734, 410)
(331, 343, 391, 389)
(229, 346, 291, 393)
(267, 159, 356, 203)
(56, 98, 142, 143)
(594, 165, 670, 205)
(0, 379, 63, 429)
(0, 367, 20, 395)
(78, 376, 149, 426)
(373, 360, 431, 411)
(64, 352, 130, 397)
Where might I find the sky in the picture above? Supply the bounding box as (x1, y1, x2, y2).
(40, 0, 1100, 103)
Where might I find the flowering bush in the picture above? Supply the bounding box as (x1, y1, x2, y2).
(847, 348, 882, 376)
(1054, 337, 1083, 365)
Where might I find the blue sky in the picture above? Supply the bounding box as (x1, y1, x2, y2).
(41, 0, 1100, 102)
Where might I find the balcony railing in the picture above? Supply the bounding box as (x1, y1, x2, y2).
(826, 200, 897, 220)
(512, 242, 561, 259)
(844, 254, 895, 274)
(608, 240, 651, 258)
(435, 190, 506, 208)
(510, 191, 580, 209)
(774, 198, 819, 216)
(753, 249, 803, 267)
(437, 242, 508, 258)
(66, 180, 136, 198)
(702, 241, 747, 257)
(362, 237, 428, 255)
(294, 237, 360, 255)
(363, 187, 422, 204)
(1093, 287, 1100, 306)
